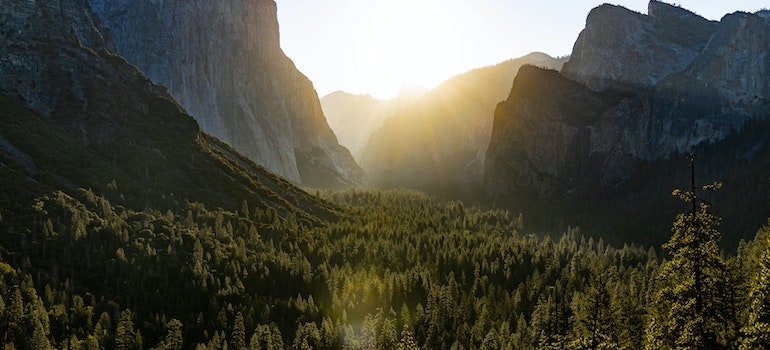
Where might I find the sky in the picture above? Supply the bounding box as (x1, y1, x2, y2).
(275, 0, 768, 100)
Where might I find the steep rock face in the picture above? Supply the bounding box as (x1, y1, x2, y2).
(486, 1, 770, 198)
(562, 1, 716, 91)
(359, 53, 566, 190)
(484, 66, 635, 195)
(0, 0, 336, 218)
(484, 1, 770, 240)
(87, 0, 363, 187)
(0, 0, 114, 118)
(672, 11, 770, 103)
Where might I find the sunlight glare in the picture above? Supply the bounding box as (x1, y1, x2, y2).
(307, 0, 495, 99)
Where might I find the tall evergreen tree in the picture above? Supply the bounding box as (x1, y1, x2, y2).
(160, 319, 183, 350)
(649, 155, 726, 349)
(249, 324, 283, 350)
(740, 223, 770, 349)
(571, 271, 617, 349)
(116, 309, 137, 350)
(397, 325, 419, 350)
(231, 313, 245, 350)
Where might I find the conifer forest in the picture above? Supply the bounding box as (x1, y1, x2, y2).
(1, 180, 769, 349)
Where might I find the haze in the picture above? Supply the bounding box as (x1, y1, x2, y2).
(276, 0, 768, 99)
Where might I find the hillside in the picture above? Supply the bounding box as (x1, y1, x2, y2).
(358, 53, 566, 191)
(87, 0, 364, 188)
(0, 0, 337, 222)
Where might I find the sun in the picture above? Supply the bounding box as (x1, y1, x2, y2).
(328, 0, 489, 98)
(277, 0, 514, 99)
(364, 2, 453, 89)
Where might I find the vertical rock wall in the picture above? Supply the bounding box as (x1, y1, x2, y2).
(88, 0, 363, 187)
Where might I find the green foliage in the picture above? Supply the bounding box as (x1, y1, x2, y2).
(116, 309, 137, 350)
(649, 181, 730, 349)
(740, 221, 770, 349)
(0, 182, 766, 349)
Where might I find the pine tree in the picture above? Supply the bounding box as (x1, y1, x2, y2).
(651, 155, 726, 349)
(397, 325, 419, 350)
(292, 322, 321, 350)
(249, 324, 283, 350)
(231, 312, 245, 350)
(29, 317, 52, 350)
(740, 223, 770, 349)
(116, 309, 137, 350)
(161, 319, 183, 350)
(572, 272, 617, 349)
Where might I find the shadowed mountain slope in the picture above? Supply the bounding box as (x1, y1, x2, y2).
(484, 1, 770, 244)
(0, 0, 336, 223)
(87, 0, 364, 188)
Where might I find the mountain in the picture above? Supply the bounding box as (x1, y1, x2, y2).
(321, 87, 429, 162)
(484, 1, 770, 243)
(561, 1, 717, 92)
(86, 0, 364, 188)
(320, 92, 391, 162)
(0, 0, 335, 221)
(358, 53, 566, 191)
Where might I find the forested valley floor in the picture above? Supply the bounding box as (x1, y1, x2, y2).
(0, 187, 768, 349)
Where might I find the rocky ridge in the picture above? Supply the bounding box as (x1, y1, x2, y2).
(562, 1, 717, 92)
(485, 1, 770, 198)
(483, 1, 770, 241)
(86, 0, 364, 188)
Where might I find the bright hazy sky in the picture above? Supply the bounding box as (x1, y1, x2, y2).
(275, 0, 768, 99)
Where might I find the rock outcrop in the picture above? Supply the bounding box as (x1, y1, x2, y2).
(485, 66, 630, 195)
(1, 0, 114, 119)
(358, 53, 566, 190)
(86, 0, 363, 187)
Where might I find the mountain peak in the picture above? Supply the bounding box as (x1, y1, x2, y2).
(648, 0, 705, 21)
(561, 0, 717, 91)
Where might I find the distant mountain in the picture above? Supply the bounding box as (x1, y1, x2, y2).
(0, 0, 334, 221)
(321, 87, 428, 162)
(320, 92, 391, 162)
(357, 52, 567, 190)
(484, 1, 770, 244)
(86, 0, 364, 188)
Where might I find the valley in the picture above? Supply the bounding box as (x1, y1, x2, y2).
(0, 0, 769, 349)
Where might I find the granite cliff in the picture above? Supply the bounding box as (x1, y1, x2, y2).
(357, 53, 566, 190)
(87, 0, 364, 188)
(0, 0, 335, 218)
(484, 1, 770, 242)
(561, 1, 717, 91)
